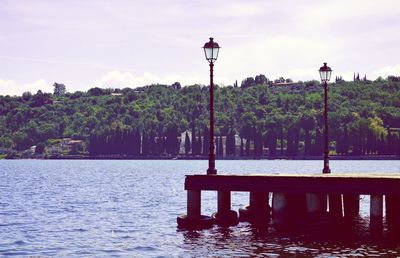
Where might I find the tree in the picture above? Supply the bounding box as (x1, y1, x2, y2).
(184, 131, 191, 155)
(241, 77, 255, 88)
(255, 74, 268, 85)
(171, 82, 181, 90)
(202, 127, 209, 157)
(22, 91, 32, 101)
(53, 83, 66, 96)
(35, 142, 45, 154)
(0, 75, 398, 159)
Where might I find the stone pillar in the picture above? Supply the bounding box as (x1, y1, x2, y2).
(272, 192, 288, 227)
(253, 192, 270, 226)
(250, 191, 257, 208)
(329, 194, 343, 219)
(385, 195, 400, 234)
(370, 194, 383, 235)
(239, 191, 264, 222)
(306, 193, 327, 214)
(273, 193, 307, 229)
(386, 195, 400, 224)
(217, 191, 231, 215)
(177, 190, 214, 229)
(213, 191, 238, 226)
(343, 194, 359, 218)
(187, 190, 201, 219)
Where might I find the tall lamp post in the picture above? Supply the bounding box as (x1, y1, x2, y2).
(319, 62, 332, 174)
(203, 37, 220, 175)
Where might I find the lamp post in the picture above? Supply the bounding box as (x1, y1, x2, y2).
(319, 62, 332, 174)
(203, 37, 220, 175)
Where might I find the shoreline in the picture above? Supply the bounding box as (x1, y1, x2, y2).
(5, 155, 400, 161)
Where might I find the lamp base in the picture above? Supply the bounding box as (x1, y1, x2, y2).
(323, 167, 331, 174)
(207, 168, 217, 175)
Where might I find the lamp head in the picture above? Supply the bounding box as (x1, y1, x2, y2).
(319, 62, 332, 82)
(203, 37, 220, 62)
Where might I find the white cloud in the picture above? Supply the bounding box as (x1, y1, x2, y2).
(92, 70, 207, 89)
(372, 64, 400, 79)
(219, 35, 342, 82)
(0, 79, 52, 96)
(0, 79, 17, 96)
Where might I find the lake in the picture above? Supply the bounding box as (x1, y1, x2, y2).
(1, 159, 400, 257)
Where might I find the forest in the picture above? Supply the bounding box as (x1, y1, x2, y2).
(0, 75, 399, 158)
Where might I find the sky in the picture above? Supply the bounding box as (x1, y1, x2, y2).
(0, 0, 400, 96)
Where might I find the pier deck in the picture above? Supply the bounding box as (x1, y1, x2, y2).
(178, 173, 400, 231)
(185, 174, 400, 194)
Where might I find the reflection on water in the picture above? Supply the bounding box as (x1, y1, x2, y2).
(180, 217, 400, 257)
(0, 159, 399, 256)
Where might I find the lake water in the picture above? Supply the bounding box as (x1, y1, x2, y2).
(1, 159, 400, 257)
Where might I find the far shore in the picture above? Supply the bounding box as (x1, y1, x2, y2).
(4, 155, 399, 161)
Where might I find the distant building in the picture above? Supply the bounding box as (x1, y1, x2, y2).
(47, 146, 63, 157)
(21, 146, 36, 158)
(60, 138, 84, 152)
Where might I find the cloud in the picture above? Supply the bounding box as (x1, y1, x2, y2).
(372, 64, 400, 79)
(0, 79, 18, 96)
(0, 79, 52, 96)
(219, 35, 342, 82)
(92, 70, 207, 89)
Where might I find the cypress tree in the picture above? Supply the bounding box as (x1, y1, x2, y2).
(218, 136, 223, 156)
(245, 138, 250, 156)
(184, 131, 191, 155)
(197, 132, 202, 155)
(202, 127, 209, 156)
(191, 127, 197, 156)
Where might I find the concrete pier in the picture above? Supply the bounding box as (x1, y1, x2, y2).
(385, 195, 400, 233)
(177, 190, 214, 229)
(329, 194, 343, 218)
(187, 190, 200, 219)
(253, 192, 270, 226)
(178, 173, 400, 232)
(213, 191, 238, 226)
(343, 194, 360, 218)
(306, 193, 326, 214)
(239, 192, 271, 224)
(370, 194, 383, 234)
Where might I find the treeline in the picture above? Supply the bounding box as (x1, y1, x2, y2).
(0, 75, 399, 157)
(88, 125, 180, 156)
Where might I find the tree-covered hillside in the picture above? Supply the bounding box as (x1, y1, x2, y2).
(0, 76, 399, 158)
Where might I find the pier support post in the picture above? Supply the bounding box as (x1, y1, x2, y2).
(239, 192, 270, 224)
(370, 194, 383, 235)
(386, 195, 400, 231)
(213, 191, 238, 226)
(329, 194, 343, 219)
(187, 190, 201, 219)
(273, 193, 306, 228)
(177, 190, 214, 229)
(218, 191, 231, 214)
(250, 191, 257, 208)
(253, 192, 270, 227)
(343, 194, 359, 218)
(306, 193, 327, 214)
(239, 191, 268, 222)
(272, 192, 287, 227)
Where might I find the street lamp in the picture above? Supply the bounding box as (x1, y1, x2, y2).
(319, 62, 332, 174)
(203, 37, 220, 175)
